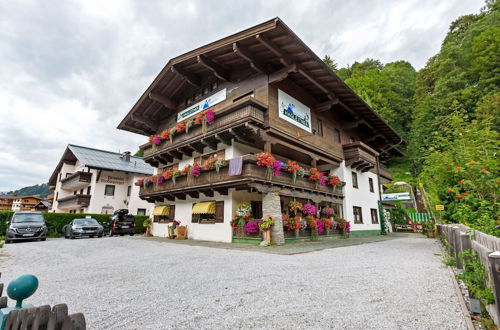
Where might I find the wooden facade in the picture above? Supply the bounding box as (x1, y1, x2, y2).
(118, 18, 404, 242)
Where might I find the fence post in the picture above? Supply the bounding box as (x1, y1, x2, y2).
(488, 251, 500, 319)
(452, 226, 463, 268)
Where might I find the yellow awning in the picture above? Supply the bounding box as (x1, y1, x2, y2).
(192, 202, 216, 214)
(152, 205, 170, 216)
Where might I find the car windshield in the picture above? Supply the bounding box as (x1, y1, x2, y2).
(12, 214, 44, 223)
(74, 219, 99, 225)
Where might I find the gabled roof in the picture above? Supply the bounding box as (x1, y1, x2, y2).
(48, 144, 154, 186)
(117, 17, 405, 150)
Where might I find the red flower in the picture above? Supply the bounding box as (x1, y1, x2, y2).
(481, 169, 488, 173)
(469, 161, 476, 165)
(309, 168, 323, 181)
(455, 167, 463, 171)
(463, 193, 469, 196)
(160, 130, 170, 140)
(447, 188, 453, 193)
(456, 195, 463, 199)
(256, 152, 275, 168)
(459, 179, 465, 185)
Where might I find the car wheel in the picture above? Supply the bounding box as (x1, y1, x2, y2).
(120, 234, 125, 236)
(129, 233, 134, 236)
(98, 234, 103, 238)
(89, 235, 94, 238)
(41, 237, 46, 241)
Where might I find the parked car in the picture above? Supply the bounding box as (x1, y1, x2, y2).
(108, 209, 135, 236)
(5, 212, 47, 243)
(63, 217, 104, 239)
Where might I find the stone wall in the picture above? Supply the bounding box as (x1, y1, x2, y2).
(262, 192, 284, 245)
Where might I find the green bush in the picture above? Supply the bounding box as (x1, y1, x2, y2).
(0, 211, 148, 237)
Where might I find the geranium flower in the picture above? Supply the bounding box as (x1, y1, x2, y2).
(469, 161, 476, 165)
(455, 167, 462, 171)
(481, 169, 488, 173)
(447, 188, 453, 193)
(463, 192, 469, 196)
(302, 203, 317, 215)
(459, 179, 465, 185)
(456, 195, 463, 199)
(153, 135, 161, 145)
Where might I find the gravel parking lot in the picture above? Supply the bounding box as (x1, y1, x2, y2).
(1, 236, 465, 329)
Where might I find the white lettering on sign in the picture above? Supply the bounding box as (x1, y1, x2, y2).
(177, 89, 226, 122)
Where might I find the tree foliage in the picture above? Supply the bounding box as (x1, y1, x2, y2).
(323, 1, 499, 234)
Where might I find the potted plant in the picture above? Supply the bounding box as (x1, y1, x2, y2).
(143, 218, 153, 237)
(169, 220, 180, 239)
(259, 215, 275, 243)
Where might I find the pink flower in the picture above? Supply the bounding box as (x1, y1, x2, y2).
(192, 166, 201, 177)
(153, 135, 161, 145)
(205, 110, 215, 124)
(302, 203, 317, 215)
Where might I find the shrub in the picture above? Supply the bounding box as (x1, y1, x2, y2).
(0, 211, 148, 237)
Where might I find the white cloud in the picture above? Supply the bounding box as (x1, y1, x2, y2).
(0, 0, 485, 191)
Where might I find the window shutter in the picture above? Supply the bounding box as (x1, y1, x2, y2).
(215, 201, 224, 223)
(169, 205, 176, 221)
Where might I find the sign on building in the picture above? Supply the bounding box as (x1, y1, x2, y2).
(177, 88, 227, 122)
(382, 192, 412, 202)
(435, 204, 445, 211)
(278, 89, 312, 133)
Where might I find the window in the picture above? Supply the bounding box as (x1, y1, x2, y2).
(127, 185, 131, 197)
(137, 208, 146, 216)
(153, 205, 175, 222)
(66, 173, 73, 178)
(104, 185, 115, 196)
(369, 178, 374, 193)
(192, 201, 224, 224)
(86, 186, 91, 195)
(316, 119, 323, 136)
(352, 172, 358, 188)
(58, 173, 62, 182)
(371, 208, 379, 224)
(353, 206, 363, 224)
(251, 201, 263, 219)
(333, 129, 341, 143)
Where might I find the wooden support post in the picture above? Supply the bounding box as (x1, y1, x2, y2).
(264, 141, 272, 153)
(488, 251, 500, 320)
(452, 226, 463, 269)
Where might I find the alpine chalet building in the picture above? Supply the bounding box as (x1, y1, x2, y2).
(118, 18, 401, 243)
(48, 145, 154, 215)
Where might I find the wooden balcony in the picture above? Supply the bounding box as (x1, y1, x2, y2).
(343, 141, 379, 172)
(60, 171, 92, 190)
(139, 155, 344, 203)
(57, 194, 91, 209)
(139, 97, 267, 167)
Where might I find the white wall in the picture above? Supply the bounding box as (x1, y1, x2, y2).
(335, 161, 381, 232)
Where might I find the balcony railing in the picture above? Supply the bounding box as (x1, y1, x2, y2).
(60, 171, 92, 191)
(343, 141, 378, 172)
(139, 97, 267, 164)
(57, 194, 91, 209)
(139, 154, 343, 202)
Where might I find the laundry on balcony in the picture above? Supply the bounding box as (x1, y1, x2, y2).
(228, 156, 243, 176)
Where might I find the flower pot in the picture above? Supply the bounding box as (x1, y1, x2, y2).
(144, 227, 153, 237)
(263, 229, 271, 242)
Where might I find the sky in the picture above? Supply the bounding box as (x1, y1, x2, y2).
(0, 0, 486, 192)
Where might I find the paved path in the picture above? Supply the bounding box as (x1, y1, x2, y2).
(1, 236, 465, 329)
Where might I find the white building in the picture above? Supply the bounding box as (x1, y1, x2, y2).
(48, 144, 154, 215)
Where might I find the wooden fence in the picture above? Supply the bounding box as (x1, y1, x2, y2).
(437, 224, 500, 325)
(0, 273, 86, 329)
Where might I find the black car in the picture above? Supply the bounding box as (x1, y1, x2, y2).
(5, 212, 47, 243)
(63, 217, 104, 239)
(108, 209, 135, 236)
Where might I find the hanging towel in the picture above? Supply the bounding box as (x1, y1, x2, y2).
(228, 156, 243, 176)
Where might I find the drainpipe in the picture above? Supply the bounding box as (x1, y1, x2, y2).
(376, 155, 387, 235)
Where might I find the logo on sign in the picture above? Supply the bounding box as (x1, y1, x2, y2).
(278, 89, 311, 133)
(177, 89, 226, 122)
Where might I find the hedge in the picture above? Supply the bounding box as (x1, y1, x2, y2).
(0, 211, 148, 237)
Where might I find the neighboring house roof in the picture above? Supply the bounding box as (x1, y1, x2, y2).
(48, 144, 154, 186)
(0, 195, 16, 200)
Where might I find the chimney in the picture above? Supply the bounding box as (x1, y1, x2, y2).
(122, 151, 131, 162)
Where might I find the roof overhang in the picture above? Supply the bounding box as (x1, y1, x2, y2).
(117, 17, 405, 151)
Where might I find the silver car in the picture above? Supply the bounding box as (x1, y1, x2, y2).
(63, 217, 104, 239)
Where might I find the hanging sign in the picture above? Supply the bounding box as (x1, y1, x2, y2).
(435, 204, 445, 211)
(382, 192, 412, 202)
(177, 88, 226, 122)
(278, 89, 312, 133)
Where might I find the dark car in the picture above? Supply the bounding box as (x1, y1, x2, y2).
(5, 212, 47, 243)
(63, 217, 104, 239)
(108, 209, 135, 236)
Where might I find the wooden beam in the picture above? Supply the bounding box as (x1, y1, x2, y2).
(165, 195, 175, 201)
(268, 64, 297, 84)
(344, 119, 365, 129)
(188, 143, 205, 154)
(148, 92, 177, 110)
(214, 187, 228, 196)
(255, 33, 294, 66)
(171, 65, 200, 87)
(297, 67, 336, 100)
(315, 99, 339, 112)
(166, 150, 183, 160)
(178, 147, 192, 157)
(201, 137, 218, 150)
(201, 189, 214, 197)
(366, 134, 383, 142)
(131, 114, 158, 131)
(215, 133, 232, 146)
(233, 42, 268, 74)
(158, 153, 173, 163)
(187, 191, 199, 199)
(174, 193, 186, 200)
(197, 55, 230, 81)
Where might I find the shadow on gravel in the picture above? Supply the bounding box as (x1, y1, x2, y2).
(134, 232, 421, 255)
